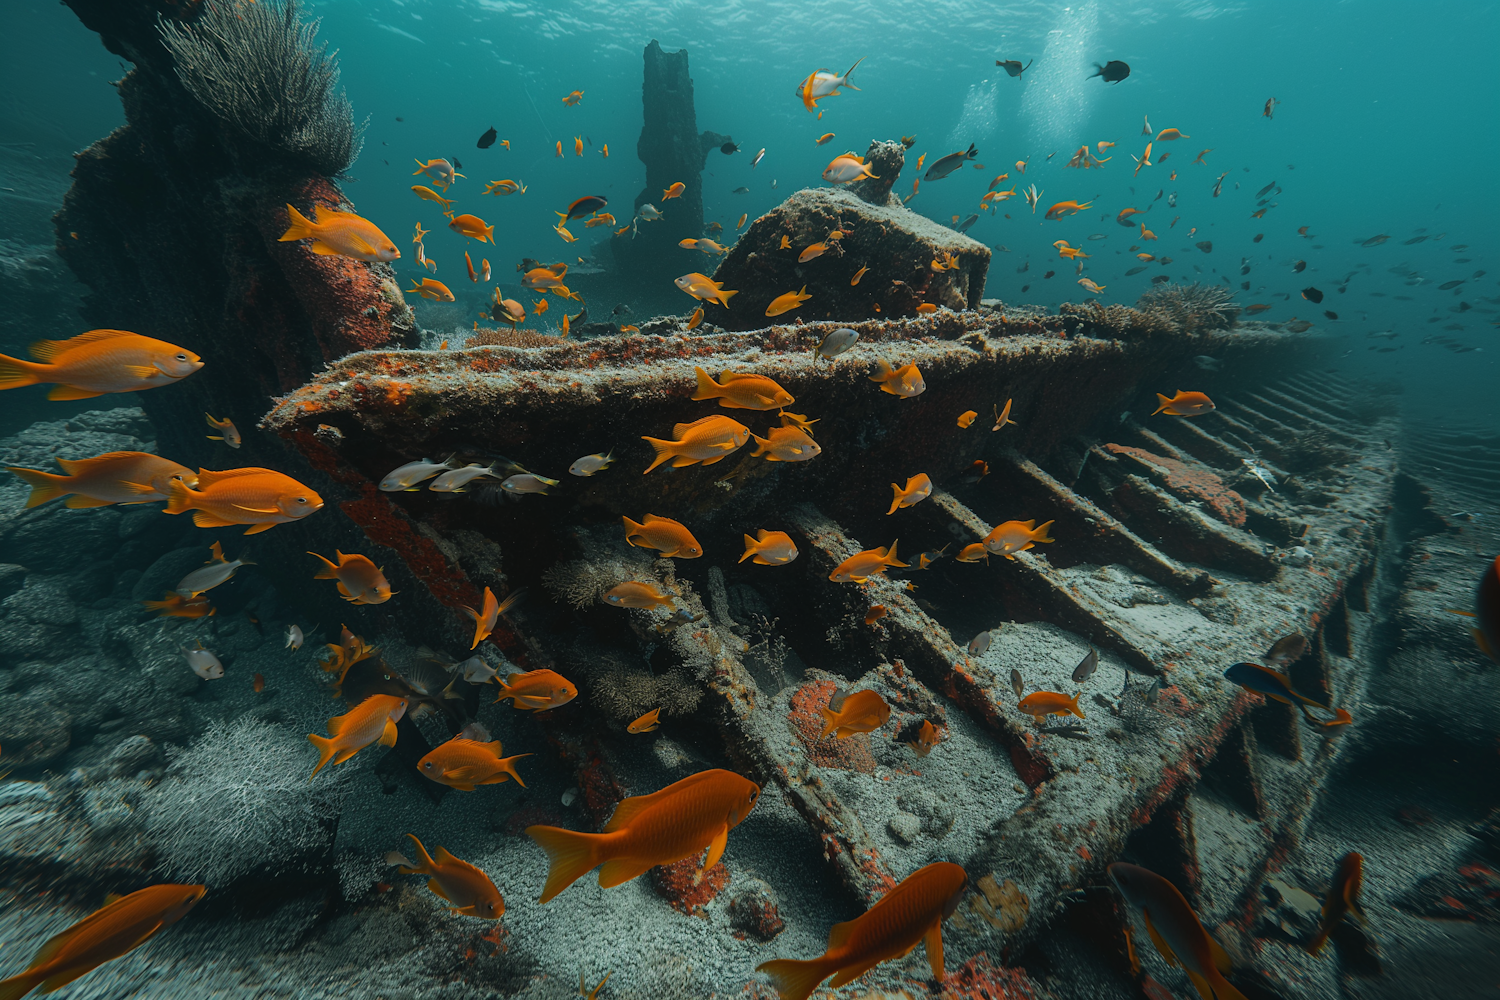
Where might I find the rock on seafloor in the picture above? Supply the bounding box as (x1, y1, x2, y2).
(708, 183, 990, 330)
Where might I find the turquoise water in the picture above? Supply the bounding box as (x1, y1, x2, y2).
(7, 0, 1497, 427)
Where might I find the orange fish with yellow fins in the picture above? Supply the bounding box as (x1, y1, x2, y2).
(1109, 862, 1250, 1000)
(641, 415, 750, 473)
(387, 834, 504, 919)
(0, 329, 203, 401)
(819, 688, 891, 739)
(7, 451, 196, 508)
(1153, 390, 1215, 416)
(308, 550, 394, 605)
(418, 736, 529, 790)
(623, 514, 702, 558)
(280, 204, 400, 261)
(0, 884, 206, 999)
(164, 467, 323, 534)
(525, 769, 760, 903)
(494, 668, 577, 711)
(690, 367, 794, 409)
(757, 862, 968, 1000)
(307, 693, 409, 779)
(830, 541, 908, 583)
(888, 473, 932, 514)
(983, 519, 1054, 559)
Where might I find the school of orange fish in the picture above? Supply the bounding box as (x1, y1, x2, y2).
(1, 56, 1497, 1000)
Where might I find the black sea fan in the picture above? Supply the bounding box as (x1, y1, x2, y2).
(159, 0, 365, 175)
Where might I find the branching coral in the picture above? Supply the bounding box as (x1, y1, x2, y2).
(160, 0, 363, 175)
(1134, 282, 1241, 333)
(143, 717, 347, 886)
(1059, 301, 1171, 337)
(589, 665, 703, 723)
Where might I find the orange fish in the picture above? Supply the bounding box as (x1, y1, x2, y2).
(460, 585, 523, 649)
(757, 862, 968, 1000)
(819, 688, 890, 739)
(888, 473, 932, 514)
(388, 834, 504, 919)
(623, 514, 702, 558)
(992, 398, 1017, 431)
(447, 213, 495, 242)
(7, 451, 196, 508)
(851, 265, 868, 285)
(408, 277, 456, 301)
(252, 672, 266, 693)
(1155, 128, 1189, 141)
(555, 140, 563, 157)
(766, 286, 812, 317)
(1109, 863, 1249, 1000)
(955, 543, 990, 564)
(164, 468, 323, 534)
(204, 412, 241, 448)
(141, 592, 215, 618)
(815, 132, 836, 145)
(1153, 390, 1215, 417)
(279, 204, 399, 261)
(1473, 554, 1500, 662)
(691, 367, 794, 409)
(603, 581, 676, 610)
(750, 425, 821, 462)
(418, 737, 529, 790)
(1308, 852, 1365, 955)
(1044, 199, 1091, 220)
(868, 358, 925, 398)
(0, 330, 203, 401)
(641, 415, 751, 472)
(308, 550, 395, 605)
(983, 519, 1054, 559)
(411, 185, 454, 208)
(0, 884, 206, 999)
(307, 693, 409, 778)
(741, 529, 799, 566)
(686, 306, 704, 330)
(574, 136, 583, 156)
(495, 668, 577, 711)
(957, 410, 978, 428)
(627, 708, 662, 734)
(909, 719, 940, 757)
(864, 605, 888, 625)
(662, 182, 686, 200)
(1017, 689, 1084, 722)
(563, 90, 584, 105)
(830, 541, 908, 583)
(798, 242, 828, 263)
(602, 143, 609, 157)
(526, 769, 760, 903)
(737, 213, 749, 230)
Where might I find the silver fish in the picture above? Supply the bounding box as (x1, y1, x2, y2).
(428, 463, 498, 492)
(174, 543, 254, 597)
(967, 631, 992, 656)
(568, 451, 615, 477)
(1071, 646, 1098, 683)
(1243, 457, 1278, 491)
(817, 328, 859, 360)
(1009, 668, 1025, 699)
(501, 473, 560, 495)
(1193, 355, 1223, 370)
(284, 624, 305, 650)
(181, 643, 224, 680)
(380, 454, 457, 491)
(751, 148, 766, 169)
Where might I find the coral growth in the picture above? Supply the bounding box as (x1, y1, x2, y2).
(1105, 444, 1248, 527)
(1059, 300, 1172, 338)
(143, 717, 347, 887)
(160, 0, 363, 174)
(1280, 429, 1355, 476)
(650, 853, 730, 916)
(468, 327, 570, 349)
(588, 663, 703, 723)
(1134, 282, 1241, 332)
(541, 557, 643, 610)
(787, 679, 878, 773)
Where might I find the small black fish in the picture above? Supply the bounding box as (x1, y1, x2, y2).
(1021, 284, 1030, 291)
(477, 127, 497, 149)
(1072, 647, 1098, 684)
(1255, 180, 1278, 198)
(395, 116, 404, 122)
(1403, 235, 1428, 245)
(1241, 281, 1250, 290)
(925, 143, 978, 181)
(1324, 310, 1338, 320)
(732, 186, 750, 194)
(1126, 266, 1147, 275)
(1090, 60, 1130, 84)
(956, 214, 979, 233)
(559, 195, 608, 221)
(1151, 274, 1171, 284)
(901, 135, 917, 149)
(1253, 233, 1265, 243)
(720, 140, 740, 155)
(1044, 270, 1055, 279)
(996, 58, 1033, 79)
(1361, 234, 1390, 246)
(1196, 240, 1213, 254)
(1301, 286, 1324, 303)
(1017, 261, 1029, 273)
(1241, 264, 1251, 275)
(1293, 260, 1307, 273)
(452, 157, 462, 171)
(1439, 279, 1465, 290)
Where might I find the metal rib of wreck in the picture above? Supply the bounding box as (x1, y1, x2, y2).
(264, 311, 1398, 994)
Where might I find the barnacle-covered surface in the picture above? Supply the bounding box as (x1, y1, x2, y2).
(254, 313, 1409, 996)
